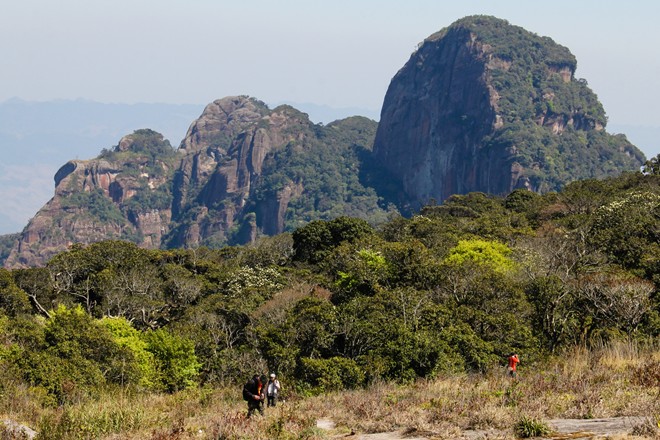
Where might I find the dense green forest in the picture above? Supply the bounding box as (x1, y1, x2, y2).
(0, 160, 658, 407)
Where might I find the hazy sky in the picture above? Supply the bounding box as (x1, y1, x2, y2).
(1, 0, 659, 235)
(3, 0, 659, 126)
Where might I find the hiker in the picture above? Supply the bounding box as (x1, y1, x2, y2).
(266, 373, 282, 407)
(507, 353, 520, 378)
(242, 374, 264, 417)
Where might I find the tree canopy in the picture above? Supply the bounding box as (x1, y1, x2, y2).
(0, 169, 658, 400)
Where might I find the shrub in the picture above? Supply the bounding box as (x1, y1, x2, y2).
(298, 356, 365, 392)
(631, 359, 660, 387)
(514, 416, 551, 438)
(143, 329, 201, 392)
(101, 316, 159, 389)
(10, 305, 135, 404)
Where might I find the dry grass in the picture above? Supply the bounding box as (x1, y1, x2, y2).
(1, 343, 658, 439)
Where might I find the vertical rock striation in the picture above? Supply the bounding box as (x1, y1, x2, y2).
(373, 15, 644, 209)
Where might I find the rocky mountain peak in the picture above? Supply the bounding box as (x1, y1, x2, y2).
(178, 96, 270, 153)
(2, 17, 648, 269)
(373, 15, 643, 209)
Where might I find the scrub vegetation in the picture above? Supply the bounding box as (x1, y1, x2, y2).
(0, 160, 658, 438)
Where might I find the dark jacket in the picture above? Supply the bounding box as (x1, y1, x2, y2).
(243, 375, 262, 401)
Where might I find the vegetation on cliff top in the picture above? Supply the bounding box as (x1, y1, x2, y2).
(252, 115, 392, 232)
(419, 15, 644, 193)
(51, 129, 178, 242)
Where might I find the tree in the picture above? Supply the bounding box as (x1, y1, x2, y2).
(590, 191, 660, 277)
(642, 154, 660, 175)
(10, 305, 136, 403)
(292, 217, 373, 264)
(13, 267, 56, 318)
(142, 329, 200, 392)
(0, 268, 30, 316)
(298, 356, 365, 392)
(526, 275, 578, 351)
(576, 273, 654, 337)
(101, 316, 159, 389)
(444, 239, 515, 274)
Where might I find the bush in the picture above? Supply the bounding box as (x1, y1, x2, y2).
(514, 416, 551, 438)
(298, 356, 365, 392)
(631, 359, 660, 387)
(10, 305, 136, 404)
(142, 329, 201, 392)
(101, 317, 159, 389)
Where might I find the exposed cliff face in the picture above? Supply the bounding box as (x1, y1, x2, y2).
(5, 130, 177, 267)
(166, 96, 381, 248)
(373, 15, 645, 208)
(4, 98, 383, 267)
(166, 97, 314, 246)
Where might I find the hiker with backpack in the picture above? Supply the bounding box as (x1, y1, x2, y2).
(242, 374, 265, 417)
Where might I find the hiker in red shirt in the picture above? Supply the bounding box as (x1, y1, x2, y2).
(507, 353, 520, 378)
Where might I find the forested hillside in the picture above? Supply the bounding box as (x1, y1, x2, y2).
(1, 163, 658, 408)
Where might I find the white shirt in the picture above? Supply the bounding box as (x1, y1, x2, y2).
(267, 379, 281, 396)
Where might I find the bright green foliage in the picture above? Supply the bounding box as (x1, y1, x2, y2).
(142, 328, 200, 392)
(8, 305, 134, 404)
(298, 356, 365, 392)
(332, 247, 391, 304)
(101, 317, 159, 389)
(444, 239, 515, 273)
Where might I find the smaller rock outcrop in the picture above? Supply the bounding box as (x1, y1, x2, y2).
(5, 129, 178, 267)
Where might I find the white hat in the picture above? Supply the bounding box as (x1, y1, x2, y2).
(270, 373, 276, 378)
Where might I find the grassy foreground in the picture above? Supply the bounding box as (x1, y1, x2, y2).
(1, 342, 659, 439)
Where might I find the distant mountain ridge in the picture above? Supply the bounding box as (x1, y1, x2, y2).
(0, 99, 380, 235)
(4, 97, 390, 267)
(2, 16, 648, 267)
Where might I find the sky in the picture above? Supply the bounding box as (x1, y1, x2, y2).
(1, 0, 659, 233)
